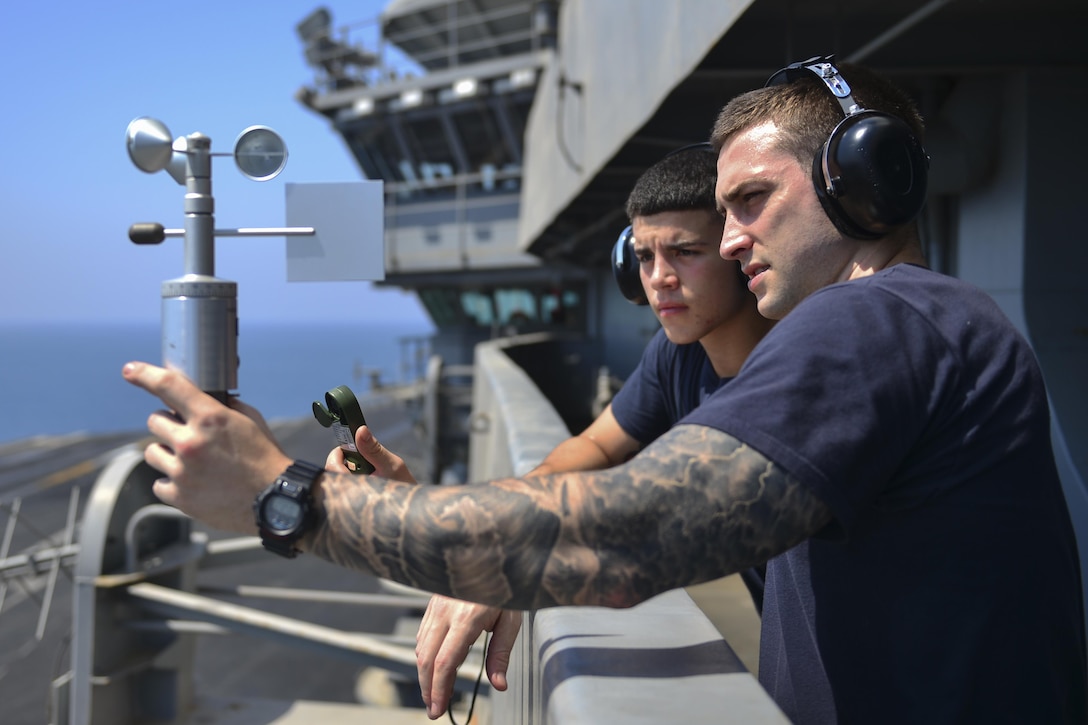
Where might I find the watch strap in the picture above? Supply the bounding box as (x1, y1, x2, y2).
(284, 460, 325, 489)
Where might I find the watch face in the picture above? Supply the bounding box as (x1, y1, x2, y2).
(263, 495, 303, 533)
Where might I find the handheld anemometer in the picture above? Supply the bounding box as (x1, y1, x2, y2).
(313, 385, 375, 475)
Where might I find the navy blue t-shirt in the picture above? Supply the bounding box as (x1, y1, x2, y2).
(611, 328, 769, 613)
(683, 264, 1086, 724)
(610, 327, 726, 445)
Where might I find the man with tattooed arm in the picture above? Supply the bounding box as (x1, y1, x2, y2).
(123, 58, 1086, 723)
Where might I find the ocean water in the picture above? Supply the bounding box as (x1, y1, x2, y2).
(0, 320, 434, 444)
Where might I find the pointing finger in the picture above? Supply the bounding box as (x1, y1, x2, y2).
(123, 362, 207, 420)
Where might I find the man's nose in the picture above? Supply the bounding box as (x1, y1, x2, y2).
(647, 257, 678, 288)
(720, 222, 751, 261)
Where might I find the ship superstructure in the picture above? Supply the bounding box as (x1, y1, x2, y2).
(296, 1, 583, 367)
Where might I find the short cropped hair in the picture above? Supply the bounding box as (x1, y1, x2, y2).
(709, 62, 925, 170)
(625, 146, 718, 221)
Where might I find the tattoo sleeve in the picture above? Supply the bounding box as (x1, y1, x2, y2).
(306, 424, 831, 610)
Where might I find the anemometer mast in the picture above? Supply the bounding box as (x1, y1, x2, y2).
(124, 117, 311, 399)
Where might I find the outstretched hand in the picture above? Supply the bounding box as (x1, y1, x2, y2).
(416, 594, 522, 719)
(325, 425, 418, 483)
(122, 361, 293, 533)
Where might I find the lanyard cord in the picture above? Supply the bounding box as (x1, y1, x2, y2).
(448, 631, 490, 725)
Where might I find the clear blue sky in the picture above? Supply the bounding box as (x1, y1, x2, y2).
(0, 0, 431, 326)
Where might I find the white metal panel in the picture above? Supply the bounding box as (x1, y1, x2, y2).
(518, 0, 754, 251)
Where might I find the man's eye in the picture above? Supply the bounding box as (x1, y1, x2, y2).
(635, 252, 652, 263)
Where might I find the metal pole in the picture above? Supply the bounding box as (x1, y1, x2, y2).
(160, 133, 238, 401)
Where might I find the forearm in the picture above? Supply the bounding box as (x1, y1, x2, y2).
(305, 473, 563, 608)
(303, 425, 831, 610)
(529, 408, 641, 477)
(528, 436, 616, 477)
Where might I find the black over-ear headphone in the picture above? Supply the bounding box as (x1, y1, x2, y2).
(765, 55, 929, 240)
(612, 142, 717, 305)
(612, 225, 647, 304)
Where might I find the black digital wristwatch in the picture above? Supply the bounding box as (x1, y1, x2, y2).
(253, 460, 324, 558)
